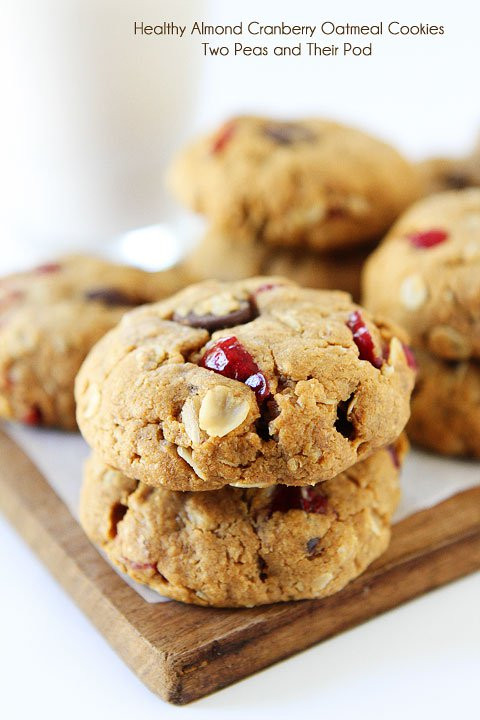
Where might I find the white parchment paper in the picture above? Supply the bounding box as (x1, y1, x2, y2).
(4, 424, 480, 604)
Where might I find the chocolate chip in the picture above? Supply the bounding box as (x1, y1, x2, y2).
(327, 205, 347, 220)
(306, 537, 321, 556)
(264, 122, 316, 145)
(443, 172, 471, 190)
(85, 288, 145, 307)
(172, 302, 254, 331)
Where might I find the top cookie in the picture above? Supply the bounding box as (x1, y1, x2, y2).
(0, 255, 187, 429)
(362, 189, 480, 360)
(168, 116, 421, 252)
(75, 278, 415, 490)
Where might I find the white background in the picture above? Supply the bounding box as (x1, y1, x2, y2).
(1, 0, 479, 717)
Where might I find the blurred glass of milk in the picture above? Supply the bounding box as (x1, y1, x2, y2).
(1, 0, 202, 270)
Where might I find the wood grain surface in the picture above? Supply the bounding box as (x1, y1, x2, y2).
(0, 428, 479, 704)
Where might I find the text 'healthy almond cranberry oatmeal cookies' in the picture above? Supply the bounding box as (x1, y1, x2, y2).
(0, 255, 187, 430)
(80, 437, 407, 607)
(168, 115, 421, 252)
(363, 189, 480, 457)
(75, 278, 415, 490)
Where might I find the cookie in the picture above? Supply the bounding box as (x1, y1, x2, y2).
(75, 278, 415, 490)
(0, 255, 187, 429)
(363, 189, 480, 360)
(184, 228, 373, 300)
(408, 350, 480, 457)
(80, 438, 406, 607)
(168, 116, 421, 252)
(418, 139, 480, 196)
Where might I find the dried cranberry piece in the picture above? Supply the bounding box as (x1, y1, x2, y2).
(402, 343, 418, 371)
(269, 486, 329, 516)
(85, 288, 144, 307)
(22, 405, 43, 426)
(200, 336, 270, 403)
(253, 283, 283, 296)
(407, 229, 449, 249)
(346, 311, 382, 369)
(211, 120, 236, 154)
(264, 122, 315, 145)
(34, 262, 61, 274)
(128, 560, 158, 572)
(387, 444, 400, 469)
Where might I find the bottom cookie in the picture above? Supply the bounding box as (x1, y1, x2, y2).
(80, 440, 406, 607)
(184, 229, 375, 300)
(408, 350, 480, 457)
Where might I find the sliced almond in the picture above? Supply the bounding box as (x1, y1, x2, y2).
(181, 396, 202, 445)
(400, 274, 428, 310)
(199, 386, 249, 438)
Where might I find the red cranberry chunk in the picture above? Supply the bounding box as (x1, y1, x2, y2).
(387, 444, 400, 469)
(346, 311, 382, 369)
(407, 229, 449, 249)
(34, 262, 62, 274)
(211, 120, 236, 154)
(269, 486, 329, 516)
(22, 405, 43, 426)
(254, 283, 280, 295)
(200, 336, 270, 403)
(128, 560, 158, 572)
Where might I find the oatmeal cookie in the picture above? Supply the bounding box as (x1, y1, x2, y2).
(363, 189, 480, 360)
(0, 255, 187, 429)
(184, 228, 373, 299)
(80, 438, 405, 607)
(168, 116, 420, 252)
(408, 350, 480, 457)
(75, 278, 415, 489)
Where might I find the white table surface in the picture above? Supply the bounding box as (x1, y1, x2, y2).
(1, 512, 478, 720)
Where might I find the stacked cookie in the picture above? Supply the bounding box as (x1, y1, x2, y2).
(168, 116, 421, 299)
(363, 188, 480, 457)
(418, 136, 480, 196)
(76, 278, 415, 607)
(0, 255, 187, 429)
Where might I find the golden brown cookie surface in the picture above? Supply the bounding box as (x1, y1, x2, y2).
(75, 278, 415, 489)
(184, 228, 373, 300)
(408, 350, 480, 457)
(80, 440, 405, 607)
(168, 116, 420, 252)
(0, 255, 187, 429)
(363, 189, 480, 361)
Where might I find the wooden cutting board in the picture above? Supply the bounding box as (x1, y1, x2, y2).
(0, 428, 479, 705)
